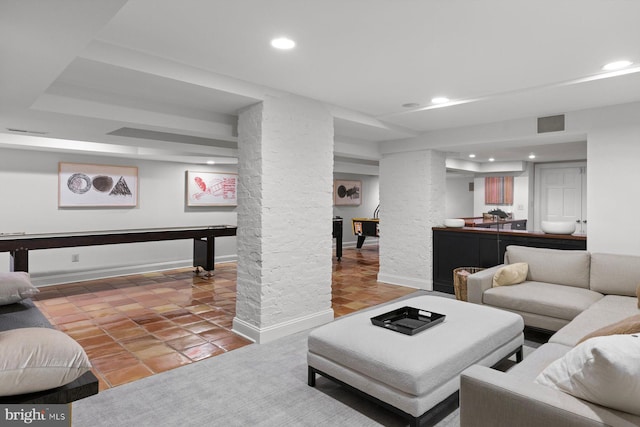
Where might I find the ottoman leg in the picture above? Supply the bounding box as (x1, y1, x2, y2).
(308, 366, 316, 387)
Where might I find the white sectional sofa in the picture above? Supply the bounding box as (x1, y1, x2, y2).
(460, 245, 640, 426)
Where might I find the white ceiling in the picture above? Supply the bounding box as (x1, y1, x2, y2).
(2, 0, 639, 165)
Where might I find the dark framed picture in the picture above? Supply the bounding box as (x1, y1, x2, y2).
(334, 180, 361, 206)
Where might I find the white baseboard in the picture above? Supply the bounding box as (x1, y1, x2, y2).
(232, 308, 334, 344)
(31, 255, 237, 287)
(377, 272, 433, 290)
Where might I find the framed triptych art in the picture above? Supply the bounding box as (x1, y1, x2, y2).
(58, 162, 138, 207)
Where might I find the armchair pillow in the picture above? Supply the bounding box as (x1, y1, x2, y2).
(535, 334, 640, 416)
(0, 328, 92, 396)
(0, 272, 39, 305)
(492, 262, 528, 287)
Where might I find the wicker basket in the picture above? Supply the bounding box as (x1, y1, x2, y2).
(453, 267, 485, 301)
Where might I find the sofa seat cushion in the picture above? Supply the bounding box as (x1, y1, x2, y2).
(550, 295, 640, 346)
(483, 281, 603, 321)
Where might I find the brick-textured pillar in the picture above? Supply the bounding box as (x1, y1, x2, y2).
(378, 150, 446, 289)
(233, 95, 334, 343)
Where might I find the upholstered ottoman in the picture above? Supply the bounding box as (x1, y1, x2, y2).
(307, 295, 524, 426)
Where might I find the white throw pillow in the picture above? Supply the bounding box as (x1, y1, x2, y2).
(0, 272, 39, 305)
(0, 328, 92, 396)
(535, 334, 640, 416)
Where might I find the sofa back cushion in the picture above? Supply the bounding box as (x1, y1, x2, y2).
(590, 253, 640, 296)
(505, 246, 590, 288)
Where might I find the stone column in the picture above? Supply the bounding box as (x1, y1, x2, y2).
(377, 150, 446, 290)
(233, 94, 334, 343)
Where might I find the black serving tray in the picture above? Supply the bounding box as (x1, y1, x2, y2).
(371, 306, 446, 335)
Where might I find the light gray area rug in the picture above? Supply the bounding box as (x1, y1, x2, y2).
(72, 293, 537, 427)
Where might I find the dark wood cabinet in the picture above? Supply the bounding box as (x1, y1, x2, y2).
(432, 227, 586, 294)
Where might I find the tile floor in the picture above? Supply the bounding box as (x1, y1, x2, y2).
(33, 245, 417, 391)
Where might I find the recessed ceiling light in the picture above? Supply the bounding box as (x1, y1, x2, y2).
(602, 60, 633, 71)
(206, 160, 215, 165)
(431, 97, 450, 104)
(528, 154, 536, 159)
(488, 157, 495, 162)
(469, 154, 476, 158)
(402, 102, 421, 108)
(271, 37, 295, 50)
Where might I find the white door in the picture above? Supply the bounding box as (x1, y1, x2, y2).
(535, 163, 587, 233)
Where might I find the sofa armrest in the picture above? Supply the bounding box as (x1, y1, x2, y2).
(460, 365, 639, 427)
(466, 265, 503, 304)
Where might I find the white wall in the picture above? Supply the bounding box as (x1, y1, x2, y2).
(445, 175, 474, 218)
(333, 173, 379, 246)
(586, 123, 640, 254)
(0, 148, 237, 285)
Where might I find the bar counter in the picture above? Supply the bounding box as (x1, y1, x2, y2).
(432, 226, 586, 294)
(461, 217, 527, 230)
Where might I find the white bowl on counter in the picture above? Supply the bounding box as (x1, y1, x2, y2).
(541, 221, 576, 235)
(444, 218, 465, 228)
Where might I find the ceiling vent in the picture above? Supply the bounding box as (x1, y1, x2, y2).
(537, 115, 565, 133)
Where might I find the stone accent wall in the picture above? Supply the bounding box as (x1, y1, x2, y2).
(378, 150, 446, 289)
(234, 95, 334, 342)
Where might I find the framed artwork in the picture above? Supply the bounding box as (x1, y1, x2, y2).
(58, 162, 138, 207)
(186, 171, 238, 206)
(485, 176, 514, 205)
(334, 180, 361, 206)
